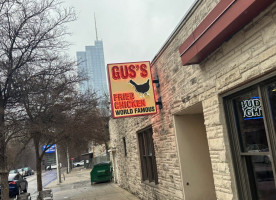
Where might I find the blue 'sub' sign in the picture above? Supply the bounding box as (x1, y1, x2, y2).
(42, 144, 56, 154)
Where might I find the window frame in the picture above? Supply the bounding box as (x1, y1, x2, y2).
(137, 127, 158, 184)
(223, 76, 276, 200)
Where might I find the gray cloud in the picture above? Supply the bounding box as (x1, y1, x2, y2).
(64, 0, 195, 64)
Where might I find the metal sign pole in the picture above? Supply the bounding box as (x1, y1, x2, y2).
(67, 146, 70, 174)
(55, 144, 61, 184)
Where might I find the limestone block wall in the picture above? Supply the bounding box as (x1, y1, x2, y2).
(109, 1, 276, 200)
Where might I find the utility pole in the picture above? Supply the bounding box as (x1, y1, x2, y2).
(55, 144, 61, 184)
(67, 146, 70, 174)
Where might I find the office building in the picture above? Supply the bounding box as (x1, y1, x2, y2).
(77, 40, 108, 97)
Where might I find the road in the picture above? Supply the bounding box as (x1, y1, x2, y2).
(7, 168, 68, 199)
(8, 169, 58, 199)
(26, 169, 57, 195)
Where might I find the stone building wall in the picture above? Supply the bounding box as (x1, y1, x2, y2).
(109, 1, 276, 200)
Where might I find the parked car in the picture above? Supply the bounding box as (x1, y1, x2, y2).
(46, 163, 57, 170)
(17, 168, 26, 177)
(23, 167, 34, 176)
(0, 173, 28, 197)
(247, 144, 271, 164)
(9, 169, 19, 174)
(73, 160, 84, 167)
(247, 144, 269, 152)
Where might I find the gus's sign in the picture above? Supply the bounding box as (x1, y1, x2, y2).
(107, 61, 157, 118)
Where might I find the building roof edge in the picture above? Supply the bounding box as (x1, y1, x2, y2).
(151, 0, 201, 65)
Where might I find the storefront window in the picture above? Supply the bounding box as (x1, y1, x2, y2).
(233, 90, 269, 153)
(267, 83, 276, 132)
(246, 156, 276, 199)
(225, 78, 276, 200)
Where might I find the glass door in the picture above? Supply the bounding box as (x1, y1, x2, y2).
(225, 78, 276, 200)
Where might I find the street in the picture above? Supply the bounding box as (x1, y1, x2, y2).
(15, 170, 58, 199)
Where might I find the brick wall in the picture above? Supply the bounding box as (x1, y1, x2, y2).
(109, 1, 276, 200)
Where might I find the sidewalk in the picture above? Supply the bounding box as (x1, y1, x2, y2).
(45, 167, 140, 200)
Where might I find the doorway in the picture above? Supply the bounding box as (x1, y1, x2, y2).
(174, 103, 216, 200)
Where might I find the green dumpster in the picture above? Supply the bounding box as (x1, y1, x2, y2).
(90, 161, 113, 184)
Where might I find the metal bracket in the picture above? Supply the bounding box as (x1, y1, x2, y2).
(156, 97, 162, 109)
(153, 75, 160, 88)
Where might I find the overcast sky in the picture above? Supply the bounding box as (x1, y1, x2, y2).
(64, 0, 196, 65)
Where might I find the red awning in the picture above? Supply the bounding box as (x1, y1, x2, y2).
(179, 0, 274, 65)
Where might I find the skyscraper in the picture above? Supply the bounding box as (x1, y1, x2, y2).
(77, 40, 108, 97)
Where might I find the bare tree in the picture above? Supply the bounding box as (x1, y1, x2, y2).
(55, 93, 110, 178)
(0, 0, 75, 198)
(23, 84, 110, 191)
(19, 55, 81, 192)
(59, 92, 110, 155)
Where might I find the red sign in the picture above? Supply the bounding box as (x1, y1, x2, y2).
(107, 61, 157, 118)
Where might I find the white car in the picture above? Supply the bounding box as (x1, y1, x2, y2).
(17, 168, 26, 176)
(46, 163, 57, 170)
(73, 160, 84, 167)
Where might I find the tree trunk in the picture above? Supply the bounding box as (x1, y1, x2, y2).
(0, 109, 9, 200)
(0, 171, 9, 199)
(0, 146, 9, 199)
(34, 136, 43, 192)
